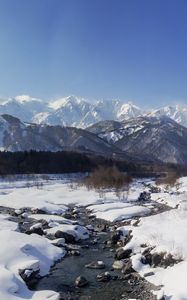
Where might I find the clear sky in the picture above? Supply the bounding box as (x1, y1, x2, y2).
(0, 0, 187, 107)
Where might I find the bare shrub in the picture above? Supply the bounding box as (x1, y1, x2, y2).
(80, 166, 132, 200)
(40, 174, 50, 181)
(156, 171, 180, 190)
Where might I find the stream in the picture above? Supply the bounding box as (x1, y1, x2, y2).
(33, 204, 166, 300)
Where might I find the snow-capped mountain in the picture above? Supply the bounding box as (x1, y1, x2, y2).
(150, 104, 187, 128)
(37, 96, 93, 127)
(1, 94, 187, 130)
(116, 102, 143, 120)
(0, 95, 49, 122)
(35, 96, 143, 128)
(0, 95, 143, 128)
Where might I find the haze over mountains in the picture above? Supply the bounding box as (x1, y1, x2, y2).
(1, 94, 187, 128)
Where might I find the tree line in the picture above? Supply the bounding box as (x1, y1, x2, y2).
(0, 150, 185, 176)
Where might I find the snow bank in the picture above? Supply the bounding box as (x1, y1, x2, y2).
(125, 208, 187, 299)
(0, 186, 68, 214)
(88, 202, 132, 212)
(46, 224, 89, 240)
(0, 214, 19, 231)
(151, 176, 187, 208)
(0, 230, 64, 275)
(0, 230, 65, 300)
(89, 202, 150, 222)
(151, 192, 185, 208)
(28, 214, 75, 224)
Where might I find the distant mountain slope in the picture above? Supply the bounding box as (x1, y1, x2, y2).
(0, 114, 126, 158)
(88, 116, 187, 164)
(0, 114, 187, 164)
(87, 120, 122, 135)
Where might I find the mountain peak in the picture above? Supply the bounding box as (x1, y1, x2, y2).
(49, 95, 86, 110)
(0, 95, 186, 129)
(14, 95, 42, 103)
(117, 102, 142, 121)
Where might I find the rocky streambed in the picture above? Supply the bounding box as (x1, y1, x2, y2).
(29, 203, 169, 300)
(0, 189, 170, 300)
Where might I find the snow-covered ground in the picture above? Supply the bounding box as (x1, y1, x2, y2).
(0, 178, 148, 213)
(0, 176, 150, 299)
(0, 175, 186, 299)
(119, 177, 187, 300)
(0, 230, 64, 300)
(124, 208, 187, 300)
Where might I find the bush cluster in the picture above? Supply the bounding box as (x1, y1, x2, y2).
(156, 171, 180, 188)
(80, 166, 132, 192)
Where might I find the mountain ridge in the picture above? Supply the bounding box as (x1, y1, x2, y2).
(88, 116, 187, 164)
(1, 95, 187, 129)
(0, 114, 130, 160)
(0, 113, 186, 164)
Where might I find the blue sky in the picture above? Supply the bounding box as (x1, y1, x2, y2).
(0, 0, 186, 107)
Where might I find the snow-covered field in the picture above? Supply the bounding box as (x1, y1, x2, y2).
(0, 175, 187, 299)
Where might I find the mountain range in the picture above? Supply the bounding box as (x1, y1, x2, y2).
(87, 116, 187, 164)
(0, 114, 126, 158)
(0, 95, 187, 164)
(1, 94, 187, 129)
(0, 113, 187, 164)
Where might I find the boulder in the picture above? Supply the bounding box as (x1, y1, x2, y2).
(50, 238, 66, 247)
(144, 271, 155, 277)
(85, 261, 105, 269)
(138, 191, 151, 201)
(150, 186, 161, 193)
(19, 268, 40, 287)
(121, 259, 135, 274)
(111, 230, 123, 245)
(98, 224, 107, 232)
(115, 248, 132, 260)
(112, 260, 125, 270)
(97, 272, 111, 282)
(151, 253, 163, 267)
(70, 250, 80, 256)
(75, 276, 88, 287)
(25, 227, 44, 236)
(54, 230, 75, 243)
